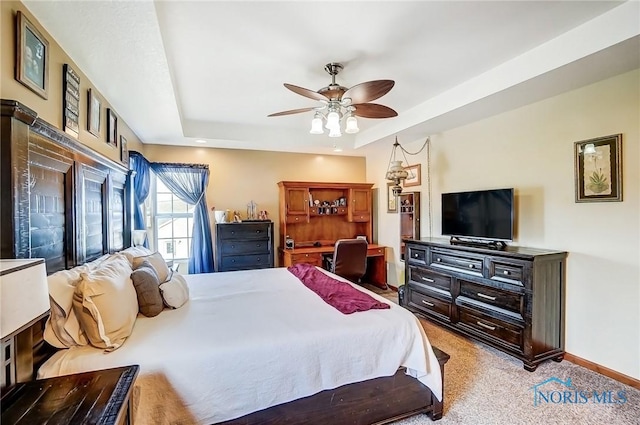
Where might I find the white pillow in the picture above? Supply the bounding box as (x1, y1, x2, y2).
(159, 273, 189, 309)
(73, 255, 138, 351)
(44, 266, 91, 348)
(132, 252, 171, 283)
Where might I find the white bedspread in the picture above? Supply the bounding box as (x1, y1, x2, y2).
(39, 267, 442, 424)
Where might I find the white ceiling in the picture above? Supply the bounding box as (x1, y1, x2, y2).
(24, 1, 640, 156)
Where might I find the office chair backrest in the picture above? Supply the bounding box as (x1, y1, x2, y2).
(331, 238, 368, 283)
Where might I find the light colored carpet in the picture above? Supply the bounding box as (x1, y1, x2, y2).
(362, 285, 640, 425)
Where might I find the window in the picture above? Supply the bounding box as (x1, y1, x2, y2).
(149, 176, 194, 267)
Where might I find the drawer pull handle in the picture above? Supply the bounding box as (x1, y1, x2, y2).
(468, 264, 474, 269)
(422, 300, 434, 307)
(436, 258, 441, 262)
(477, 321, 496, 331)
(421, 277, 435, 283)
(256, 230, 261, 233)
(477, 293, 496, 301)
(503, 270, 510, 275)
(414, 253, 419, 258)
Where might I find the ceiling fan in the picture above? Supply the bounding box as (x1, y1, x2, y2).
(268, 63, 397, 136)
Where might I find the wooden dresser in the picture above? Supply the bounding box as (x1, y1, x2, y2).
(214, 222, 274, 272)
(401, 238, 567, 371)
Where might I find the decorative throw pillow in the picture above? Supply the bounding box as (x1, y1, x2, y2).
(73, 255, 138, 351)
(132, 252, 171, 283)
(159, 273, 190, 309)
(131, 264, 164, 317)
(44, 265, 91, 348)
(120, 246, 153, 266)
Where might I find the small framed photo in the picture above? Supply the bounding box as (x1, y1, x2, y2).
(120, 135, 129, 166)
(387, 183, 398, 213)
(403, 164, 421, 187)
(107, 108, 117, 148)
(87, 89, 101, 137)
(574, 134, 622, 203)
(15, 11, 49, 99)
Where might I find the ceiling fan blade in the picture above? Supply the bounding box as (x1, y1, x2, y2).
(284, 83, 329, 101)
(342, 80, 395, 104)
(352, 103, 398, 119)
(267, 107, 316, 117)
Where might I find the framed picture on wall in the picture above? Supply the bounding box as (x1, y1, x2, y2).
(107, 108, 117, 148)
(120, 135, 129, 166)
(403, 164, 421, 187)
(574, 134, 622, 202)
(15, 11, 49, 99)
(88, 89, 101, 137)
(387, 183, 398, 213)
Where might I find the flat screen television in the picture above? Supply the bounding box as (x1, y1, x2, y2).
(441, 188, 514, 242)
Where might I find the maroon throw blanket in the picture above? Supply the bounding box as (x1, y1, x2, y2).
(287, 263, 390, 314)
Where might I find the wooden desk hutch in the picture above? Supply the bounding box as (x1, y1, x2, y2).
(278, 181, 387, 288)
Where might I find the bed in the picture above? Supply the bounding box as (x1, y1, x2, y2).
(38, 265, 445, 424)
(3, 102, 447, 424)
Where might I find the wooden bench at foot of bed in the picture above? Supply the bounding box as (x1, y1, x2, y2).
(218, 346, 450, 425)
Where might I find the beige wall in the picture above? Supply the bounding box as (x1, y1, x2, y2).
(0, 1, 144, 159)
(364, 69, 640, 380)
(143, 145, 367, 253)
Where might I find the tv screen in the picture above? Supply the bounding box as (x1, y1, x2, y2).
(441, 188, 514, 241)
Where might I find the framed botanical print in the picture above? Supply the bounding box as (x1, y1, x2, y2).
(574, 134, 622, 202)
(120, 135, 129, 166)
(15, 11, 49, 99)
(387, 183, 398, 213)
(403, 164, 421, 187)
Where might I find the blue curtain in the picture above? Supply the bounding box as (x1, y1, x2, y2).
(150, 163, 214, 274)
(129, 152, 151, 244)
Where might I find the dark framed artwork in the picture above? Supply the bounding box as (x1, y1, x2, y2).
(106, 108, 117, 148)
(387, 183, 398, 213)
(15, 11, 49, 99)
(87, 89, 101, 137)
(403, 164, 421, 187)
(62, 64, 80, 137)
(574, 134, 622, 203)
(120, 135, 129, 166)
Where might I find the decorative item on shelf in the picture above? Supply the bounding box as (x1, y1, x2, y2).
(62, 64, 80, 137)
(385, 136, 429, 198)
(258, 210, 269, 221)
(15, 11, 49, 99)
(247, 200, 257, 220)
(268, 62, 397, 138)
(233, 211, 242, 223)
(574, 134, 622, 203)
(0, 259, 49, 340)
(131, 230, 147, 247)
(285, 236, 295, 250)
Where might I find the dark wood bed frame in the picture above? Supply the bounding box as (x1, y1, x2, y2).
(1, 99, 449, 424)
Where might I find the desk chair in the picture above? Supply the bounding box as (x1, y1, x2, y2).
(325, 239, 368, 283)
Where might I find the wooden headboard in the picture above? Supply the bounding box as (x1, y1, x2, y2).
(1, 99, 131, 273)
(1, 99, 131, 386)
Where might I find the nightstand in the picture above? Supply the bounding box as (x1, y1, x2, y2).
(1, 365, 139, 425)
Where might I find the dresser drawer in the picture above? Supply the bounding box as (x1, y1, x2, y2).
(489, 258, 526, 287)
(291, 252, 323, 267)
(429, 248, 484, 277)
(408, 266, 451, 292)
(406, 245, 427, 266)
(458, 279, 523, 319)
(218, 223, 271, 240)
(458, 307, 524, 352)
(408, 290, 451, 321)
(220, 254, 272, 271)
(220, 240, 271, 255)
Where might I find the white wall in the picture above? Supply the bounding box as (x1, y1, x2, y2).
(364, 69, 639, 380)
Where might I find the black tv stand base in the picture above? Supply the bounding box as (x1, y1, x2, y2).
(449, 237, 507, 250)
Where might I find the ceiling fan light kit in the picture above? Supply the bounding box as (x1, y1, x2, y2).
(268, 62, 397, 138)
